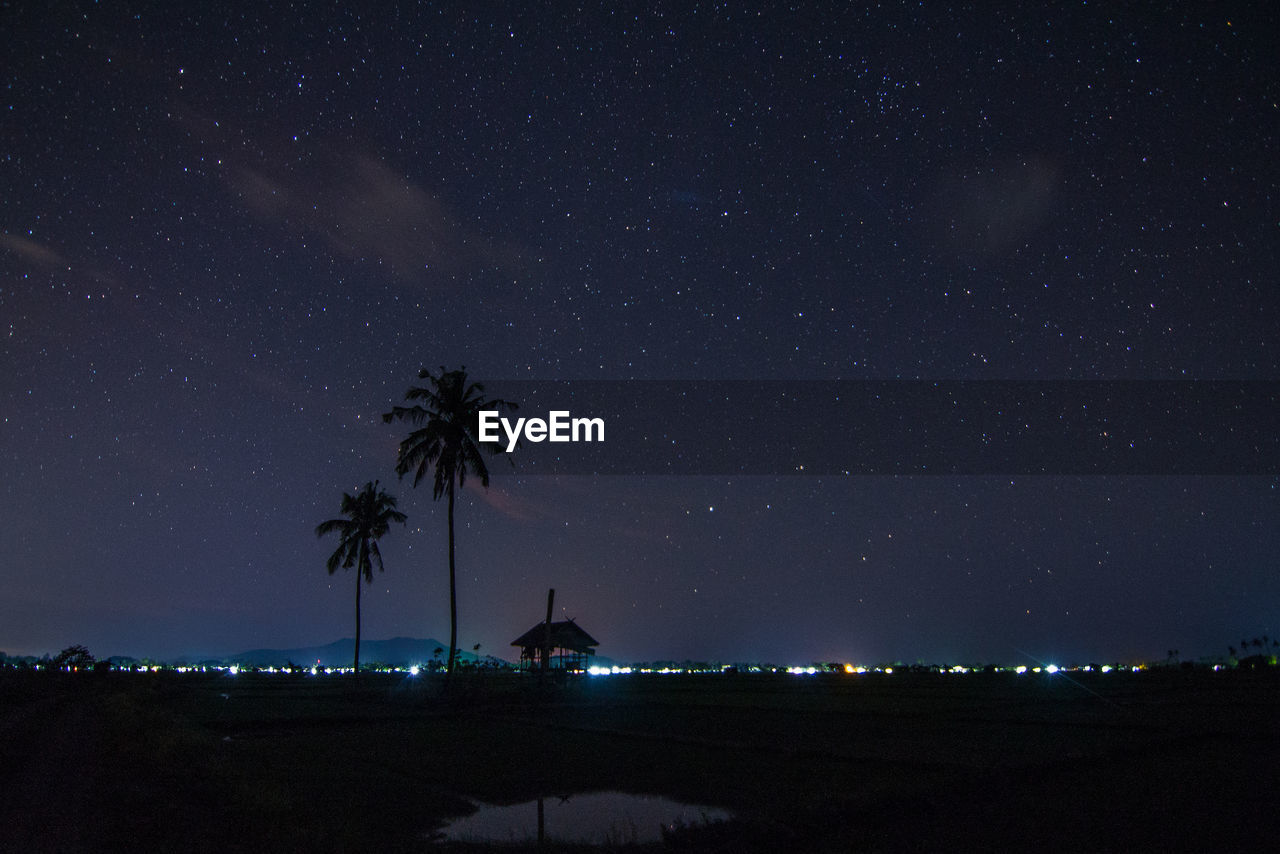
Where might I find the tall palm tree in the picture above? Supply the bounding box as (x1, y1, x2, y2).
(383, 366, 516, 676)
(316, 480, 407, 671)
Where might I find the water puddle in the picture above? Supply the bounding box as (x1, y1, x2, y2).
(435, 790, 733, 846)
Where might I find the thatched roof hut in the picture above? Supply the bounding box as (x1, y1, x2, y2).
(511, 619, 599, 671)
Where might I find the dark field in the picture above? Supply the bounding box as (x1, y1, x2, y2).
(2, 667, 1277, 852)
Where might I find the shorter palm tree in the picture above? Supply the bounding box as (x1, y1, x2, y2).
(316, 480, 407, 671)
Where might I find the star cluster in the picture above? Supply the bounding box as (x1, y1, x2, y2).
(2, 3, 1277, 663)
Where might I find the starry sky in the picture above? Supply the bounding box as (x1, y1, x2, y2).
(3, 2, 1278, 665)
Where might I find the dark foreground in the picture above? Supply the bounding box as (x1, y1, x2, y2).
(1, 667, 1277, 852)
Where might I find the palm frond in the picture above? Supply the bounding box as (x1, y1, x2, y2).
(317, 481, 406, 580)
(385, 368, 516, 497)
(314, 518, 347, 537)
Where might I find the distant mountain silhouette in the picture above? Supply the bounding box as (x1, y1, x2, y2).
(224, 636, 510, 668)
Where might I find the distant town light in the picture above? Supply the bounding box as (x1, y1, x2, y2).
(1045, 664, 1059, 674)
(1016, 665, 1028, 674)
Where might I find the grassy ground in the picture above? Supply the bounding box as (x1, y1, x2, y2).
(1, 667, 1277, 852)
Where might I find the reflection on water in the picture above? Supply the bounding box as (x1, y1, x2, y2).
(437, 791, 733, 845)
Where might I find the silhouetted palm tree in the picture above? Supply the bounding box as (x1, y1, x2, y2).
(316, 480, 407, 671)
(383, 366, 516, 676)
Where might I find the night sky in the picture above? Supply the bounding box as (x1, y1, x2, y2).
(4, 2, 1278, 665)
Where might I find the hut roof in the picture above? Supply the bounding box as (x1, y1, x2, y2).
(511, 620, 599, 654)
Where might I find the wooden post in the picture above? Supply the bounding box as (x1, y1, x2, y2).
(541, 588, 555, 674)
(537, 796, 545, 846)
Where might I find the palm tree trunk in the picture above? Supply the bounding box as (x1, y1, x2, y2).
(447, 478, 458, 677)
(354, 546, 364, 672)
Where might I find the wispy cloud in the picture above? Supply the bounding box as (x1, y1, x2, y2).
(926, 155, 1061, 258)
(0, 234, 71, 270)
(207, 126, 526, 281)
(464, 479, 542, 522)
